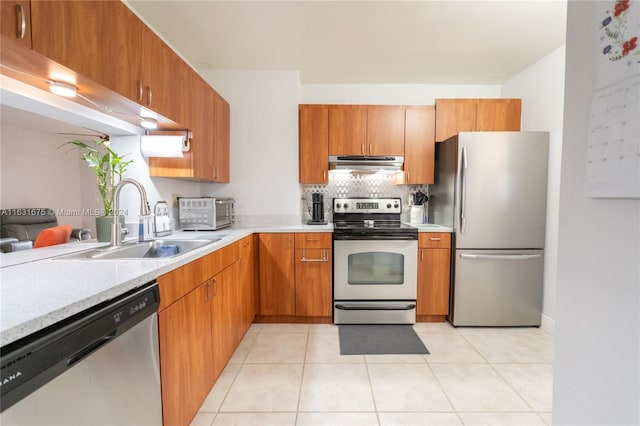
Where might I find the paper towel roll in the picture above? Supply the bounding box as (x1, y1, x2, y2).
(140, 135, 186, 158)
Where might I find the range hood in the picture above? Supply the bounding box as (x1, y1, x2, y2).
(329, 155, 404, 171)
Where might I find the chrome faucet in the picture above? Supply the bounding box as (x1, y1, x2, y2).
(111, 178, 153, 247)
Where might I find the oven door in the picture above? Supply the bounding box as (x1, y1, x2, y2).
(333, 239, 417, 300)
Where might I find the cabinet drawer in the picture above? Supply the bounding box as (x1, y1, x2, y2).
(418, 233, 451, 249)
(295, 233, 331, 249)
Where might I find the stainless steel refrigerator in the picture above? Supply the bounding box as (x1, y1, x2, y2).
(429, 132, 549, 326)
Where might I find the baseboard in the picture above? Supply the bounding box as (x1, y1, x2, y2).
(540, 314, 555, 335)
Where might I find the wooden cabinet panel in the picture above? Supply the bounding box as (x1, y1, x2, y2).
(475, 99, 521, 132)
(1, 1, 32, 49)
(367, 107, 405, 155)
(295, 248, 332, 317)
(418, 232, 451, 249)
(192, 74, 215, 180)
(299, 106, 329, 184)
(294, 232, 331, 249)
(213, 90, 230, 182)
(239, 235, 256, 329)
(99, 1, 143, 103)
(434, 99, 476, 142)
(329, 106, 367, 155)
(31, 0, 103, 84)
(259, 233, 295, 315)
(404, 106, 435, 184)
(417, 248, 451, 316)
(157, 256, 207, 311)
(417, 233, 452, 317)
(211, 261, 239, 379)
(159, 282, 214, 426)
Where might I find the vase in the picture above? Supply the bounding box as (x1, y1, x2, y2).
(96, 215, 125, 242)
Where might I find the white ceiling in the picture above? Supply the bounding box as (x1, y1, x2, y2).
(125, 0, 567, 85)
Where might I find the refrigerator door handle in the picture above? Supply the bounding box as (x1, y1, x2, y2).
(460, 146, 468, 234)
(460, 253, 542, 260)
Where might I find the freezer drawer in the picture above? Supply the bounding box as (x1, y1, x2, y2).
(451, 249, 544, 326)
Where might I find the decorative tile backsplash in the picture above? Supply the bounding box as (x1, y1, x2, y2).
(300, 171, 428, 222)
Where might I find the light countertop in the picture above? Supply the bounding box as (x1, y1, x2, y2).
(0, 220, 448, 346)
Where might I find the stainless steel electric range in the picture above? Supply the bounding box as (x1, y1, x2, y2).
(332, 197, 418, 324)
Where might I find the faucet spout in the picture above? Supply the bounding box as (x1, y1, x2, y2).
(111, 178, 152, 247)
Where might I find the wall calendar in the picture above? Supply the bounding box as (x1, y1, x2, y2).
(585, 0, 640, 198)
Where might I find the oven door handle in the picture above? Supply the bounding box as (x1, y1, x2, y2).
(334, 304, 416, 311)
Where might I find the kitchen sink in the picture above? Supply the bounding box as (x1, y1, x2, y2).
(56, 238, 222, 260)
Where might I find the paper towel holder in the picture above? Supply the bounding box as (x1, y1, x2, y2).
(140, 130, 191, 158)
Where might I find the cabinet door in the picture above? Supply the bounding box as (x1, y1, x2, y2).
(159, 282, 214, 426)
(475, 99, 521, 132)
(1, 1, 31, 49)
(367, 107, 405, 155)
(258, 233, 295, 315)
(329, 106, 367, 155)
(239, 236, 256, 329)
(434, 99, 477, 142)
(31, 0, 103, 83)
(211, 262, 239, 379)
(299, 106, 329, 184)
(295, 248, 332, 316)
(99, 1, 143, 103)
(213, 90, 230, 182)
(141, 25, 189, 125)
(192, 74, 215, 180)
(417, 248, 451, 316)
(404, 107, 435, 184)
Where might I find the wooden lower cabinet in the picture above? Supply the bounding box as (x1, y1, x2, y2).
(157, 239, 254, 426)
(158, 281, 214, 426)
(258, 233, 295, 315)
(417, 233, 452, 321)
(258, 232, 332, 320)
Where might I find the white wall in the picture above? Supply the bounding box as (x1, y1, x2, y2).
(501, 45, 566, 332)
(552, 1, 639, 424)
(0, 123, 88, 229)
(302, 83, 500, 104)
(198, 70, 302, 225)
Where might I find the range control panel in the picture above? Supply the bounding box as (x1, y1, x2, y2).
(333, 197, 402, 214)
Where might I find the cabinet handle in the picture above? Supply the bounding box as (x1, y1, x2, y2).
(406, 171, 410, 183)
(429, 237, 441, 241)
(213, 278, 218, 296)
(369, 144, 373, 154)
(361, 144, 365, 154)
(420, 249, 424, 262)
(214, 167, 218, 180)
(323, 170, 326, 181)
(300, 248, 328, 262)
(306, 238, 319, 242)
(146, 86, 153, 106)
(205, 281, 212, 301)
(136, 80, 143, 102)
(15, 4, 25, 39)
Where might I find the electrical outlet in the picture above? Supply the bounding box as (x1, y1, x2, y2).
(170, 194, 179, 208)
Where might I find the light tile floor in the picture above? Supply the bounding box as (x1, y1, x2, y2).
(191, 322, 554, 426)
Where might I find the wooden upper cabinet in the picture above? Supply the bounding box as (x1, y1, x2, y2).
(141, 25, 190, 125)
(191, 74, 215, 180)
(434, 99, 476, 142)
(404, 106, 435, 185)
(435, 98, 521, 142)
(30, 0, 103, 83)
(99, 1, 143, 103)
(299, 106, 329, 184)
(1, 1, 32, 49)
(329, 106, 367, 155)
(367, 107, 405, 155)
(475, 99, 522, 132)
(212, 90, 230, 183)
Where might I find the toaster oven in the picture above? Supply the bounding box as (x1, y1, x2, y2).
(178, 197, 234, 231)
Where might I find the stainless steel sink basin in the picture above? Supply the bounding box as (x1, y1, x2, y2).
(56, 238, 221, 260)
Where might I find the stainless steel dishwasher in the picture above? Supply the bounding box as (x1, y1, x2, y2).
(0, 281, 162, 425)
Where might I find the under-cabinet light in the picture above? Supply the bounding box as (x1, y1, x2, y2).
(48, 81, 77, 98)
(140, 117, 158, 130)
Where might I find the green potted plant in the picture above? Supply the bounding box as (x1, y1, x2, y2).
(60, 137, 133, 242)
